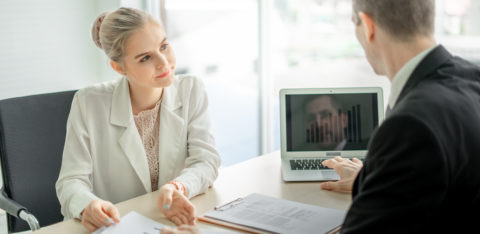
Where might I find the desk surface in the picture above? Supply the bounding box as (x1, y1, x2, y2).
(34, 151, 351, 233)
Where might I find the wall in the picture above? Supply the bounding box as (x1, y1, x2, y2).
(0, 0, 121, 231)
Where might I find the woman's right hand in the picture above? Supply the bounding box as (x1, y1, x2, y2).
(158, 184, 195, 226)
(81, 199, 120, 232)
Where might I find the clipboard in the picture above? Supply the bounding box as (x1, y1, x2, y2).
(198, 217, 342, 234)
(197, 216, 262, 234)
(198, 193, 345, 234)
(198, 197, 262, 233)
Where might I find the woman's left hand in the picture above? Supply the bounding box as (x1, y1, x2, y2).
(158, 184, 196, 226)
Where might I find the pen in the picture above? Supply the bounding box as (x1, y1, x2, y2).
(214, 197, 244, 211)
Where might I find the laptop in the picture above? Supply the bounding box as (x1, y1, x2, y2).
(280, 87, 384, 181)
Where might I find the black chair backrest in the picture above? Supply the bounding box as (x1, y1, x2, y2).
(0, 90, 76, 232)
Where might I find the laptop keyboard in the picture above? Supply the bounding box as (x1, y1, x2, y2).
(290, 158, 365, 170)
(290, 159, 329, 170)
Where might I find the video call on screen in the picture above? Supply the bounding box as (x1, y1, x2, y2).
(286, 93, 378, 152)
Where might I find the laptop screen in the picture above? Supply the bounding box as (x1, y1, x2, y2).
(285, 93, 379, 152)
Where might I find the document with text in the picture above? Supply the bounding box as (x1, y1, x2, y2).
(202, 193, 346, 234)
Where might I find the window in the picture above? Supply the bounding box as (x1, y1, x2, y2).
(269, 0, 391, 149)
(157, 0, 480, 163)
(436, 0, 480, 65)
(163, 0, 259, 166)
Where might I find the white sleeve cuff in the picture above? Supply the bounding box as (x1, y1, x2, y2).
(69, 192, 99, 219)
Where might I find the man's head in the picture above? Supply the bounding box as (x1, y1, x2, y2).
(352, 0, 436, 77)
(305, 95, 348, 150)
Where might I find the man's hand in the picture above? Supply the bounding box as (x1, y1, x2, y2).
(158, 184, 196, 226)
(81, 199, 120, 232)
(320, 156, 363, 193)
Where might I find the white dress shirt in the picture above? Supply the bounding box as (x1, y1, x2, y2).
(388, 45, 437, 110)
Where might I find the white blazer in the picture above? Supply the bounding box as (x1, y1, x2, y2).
(56, 75, 221, 219)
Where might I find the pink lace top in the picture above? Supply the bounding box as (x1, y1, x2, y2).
(133, 99, 162, 191)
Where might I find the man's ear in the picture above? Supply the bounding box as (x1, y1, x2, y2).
(110, 61, 125, 75)
(358, 12, 375, 42)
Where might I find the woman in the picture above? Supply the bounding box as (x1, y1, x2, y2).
(55, 7, 220, 232)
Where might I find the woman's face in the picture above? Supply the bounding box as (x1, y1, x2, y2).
(120, 21, 176, 90)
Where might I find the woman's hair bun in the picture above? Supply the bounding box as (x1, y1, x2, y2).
(91, 12, 109, 49)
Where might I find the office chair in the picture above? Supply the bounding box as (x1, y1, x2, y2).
(0, 90, 76, 233)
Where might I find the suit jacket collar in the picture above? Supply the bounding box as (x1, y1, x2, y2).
(395, 45, 452, 107)
(110, 77, 131, 127)
(109, 77, 184, 192)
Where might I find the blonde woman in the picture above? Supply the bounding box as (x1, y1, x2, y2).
(55, 7, 221, 232)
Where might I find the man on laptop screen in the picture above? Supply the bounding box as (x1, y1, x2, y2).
(287, 93, 379, 152)
(280, 88, 383, 181)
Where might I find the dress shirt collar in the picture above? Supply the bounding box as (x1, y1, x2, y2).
(388, 45, 437, 109)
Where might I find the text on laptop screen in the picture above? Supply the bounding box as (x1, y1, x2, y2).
(285, 93, 379, 151)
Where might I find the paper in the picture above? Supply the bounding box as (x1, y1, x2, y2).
(93, 211, 235, 234)
(92, 211, 163, 234)
(204, 193, 346, 234)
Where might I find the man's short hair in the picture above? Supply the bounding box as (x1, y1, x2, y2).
(352, 0, 435, 41)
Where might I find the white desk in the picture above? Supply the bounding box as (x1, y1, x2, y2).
(34, 151, 351, 233)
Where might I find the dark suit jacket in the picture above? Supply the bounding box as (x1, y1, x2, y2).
(341, 45, 480, 233)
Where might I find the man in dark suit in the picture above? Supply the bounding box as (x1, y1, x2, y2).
(320, 0, 480, 233)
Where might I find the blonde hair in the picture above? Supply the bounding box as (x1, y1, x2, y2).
(91, 7, 157, 63)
